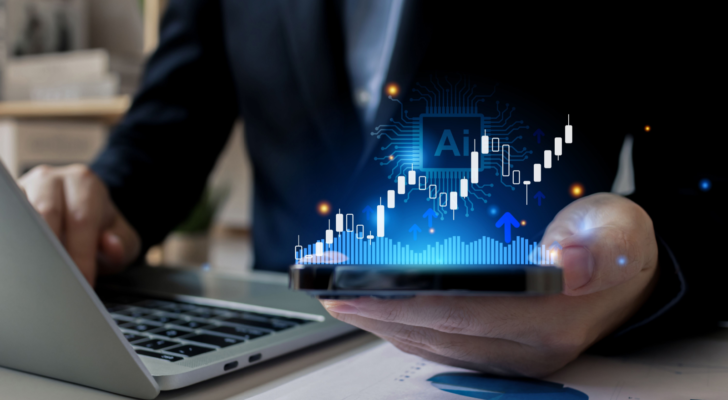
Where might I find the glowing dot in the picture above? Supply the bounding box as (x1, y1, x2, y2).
(389, 155, 394, 160)
(386, 83, 399, 96)
(699, 178, 711, 191)
(570, 183, 584, 198)
(520, 220, 526, 226)
(317, 201, 331, 216)
(617, 256, 627, 266)
(644, 125, 651, 132)
(429, 228, 435, 234)
(488, 205, 499, 216)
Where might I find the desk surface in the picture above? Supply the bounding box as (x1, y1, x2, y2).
(0, 331, 382, 400)
(0, 96, 130, 124)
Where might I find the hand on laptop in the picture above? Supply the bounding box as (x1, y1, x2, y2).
(321, 193, 659, 377)
(18, 164, 140, 285)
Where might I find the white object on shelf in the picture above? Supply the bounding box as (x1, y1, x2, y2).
(0, 118, 106, 178)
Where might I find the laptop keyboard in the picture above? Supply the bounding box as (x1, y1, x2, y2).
(102, 296, 315, 362)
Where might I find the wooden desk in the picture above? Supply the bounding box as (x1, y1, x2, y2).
(0, 96, 130, 124)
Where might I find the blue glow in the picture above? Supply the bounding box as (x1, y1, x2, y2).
(294, 231, 555, 266)
(488, 205, 499, 216)
(699, 178, 711, 191)
(616, 256, 627, 266)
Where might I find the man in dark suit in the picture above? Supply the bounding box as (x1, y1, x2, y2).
(17, 1, 724, 376)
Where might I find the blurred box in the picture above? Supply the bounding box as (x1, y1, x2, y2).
(0, 118, 105, 178)
(2, 49, 120, 100)
(4, 0, 88, 57)
(0, 0, 143, 99)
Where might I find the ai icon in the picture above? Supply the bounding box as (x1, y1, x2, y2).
(419, 115, 486, 172)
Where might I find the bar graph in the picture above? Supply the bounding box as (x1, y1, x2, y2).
(295, 232, 556, 265)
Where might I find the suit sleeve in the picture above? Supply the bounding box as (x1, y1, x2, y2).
(90, 0, 238, 251)
(589, 111, 727, 354)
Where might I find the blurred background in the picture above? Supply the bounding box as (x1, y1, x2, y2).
(0, 0, 255, 273)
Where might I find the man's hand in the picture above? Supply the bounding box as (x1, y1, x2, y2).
(321, 193, 659, 377)
(18, 164, 141, 285)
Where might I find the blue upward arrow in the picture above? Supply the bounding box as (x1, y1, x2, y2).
(549, 241, 563, 251)
(362, 206, 374, 220)
(422, 208, 438, 228)
(534, 191, 545, 206)
(495, 212, 520, 244)
(409, 224, 422, 240)
(533, 128, 545, 144)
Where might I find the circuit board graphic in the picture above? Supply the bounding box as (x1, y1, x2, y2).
(373, 78, 532, 219)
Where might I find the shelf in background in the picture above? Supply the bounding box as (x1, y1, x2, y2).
(0, 95, 131, 123)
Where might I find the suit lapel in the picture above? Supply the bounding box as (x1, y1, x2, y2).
(278, 0, 363, 168)
(353, 0, 432, 175)
(278, 0, 432, 196)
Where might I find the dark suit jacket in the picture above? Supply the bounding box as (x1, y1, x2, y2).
(91, 1, 724, 354)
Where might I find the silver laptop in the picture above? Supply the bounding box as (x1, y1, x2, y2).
(0, 162, 355, 399)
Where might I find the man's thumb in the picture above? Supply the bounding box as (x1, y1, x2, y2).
(559, 226, 647, 296)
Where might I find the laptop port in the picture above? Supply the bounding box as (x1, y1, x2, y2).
(249, 354, 262, 363)
(224, 361, 239, 371)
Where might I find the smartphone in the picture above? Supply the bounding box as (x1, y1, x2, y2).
(289, 264, 563, 298)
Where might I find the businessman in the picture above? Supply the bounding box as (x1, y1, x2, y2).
(17, 1, 723, 376)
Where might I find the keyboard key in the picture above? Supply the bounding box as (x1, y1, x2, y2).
(117, 309, 153, 318)
(136, 349, 183, 362)
(159, 304, 196, 314)
(149, 327, 193, 338)
(183, 307, 215, 319)
(144, 315, 176, 324)
(222, 317, 294, 331)
(124, 333, 146, 342)
(158, 304, 185, 314)
(121, 323, 156, 332)
(185, 334, 244, 348)
(115, 319, 128, 326)
(169, 320, 206, 329)
(135, 339, 178, 350)
(165, 344, 214, 357)
(205, 325, 269, 339)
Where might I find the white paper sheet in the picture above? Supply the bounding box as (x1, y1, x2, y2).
(249, 330, 728, 400)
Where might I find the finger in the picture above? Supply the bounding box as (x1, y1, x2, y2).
(322, 296, 542, 341)
(328, 311, 557, 376)
(62, 174, 105, 285)
(97, 211, 141, 275)
(540, 198, 591, 250)
(559, 224, 657, 295)
(20, 173, 65, 238)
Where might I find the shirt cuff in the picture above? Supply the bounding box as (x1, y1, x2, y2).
(588, 236, 686, 354)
